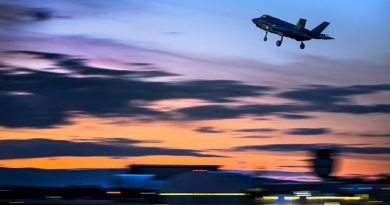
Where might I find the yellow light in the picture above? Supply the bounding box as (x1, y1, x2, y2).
(262, 196, 279, 200)
(106, 191, 121, 195)
(324, 202, 340, 205)
(355, 193, 369, 199)
(306, 196, 361, 200)
(158, 193, 247, 196)
(284, 196, 300, 200)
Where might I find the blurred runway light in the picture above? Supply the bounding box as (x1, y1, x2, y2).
(323, 202, 340, 205)
(294, 191, 311, 196)
(106, 191, 121, 195)
(306, 196, 361, 200)
(284, 196, 300, 200)
(262, 196, 279, 200)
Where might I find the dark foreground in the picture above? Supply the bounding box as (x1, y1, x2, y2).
(0, 200, 388, 205)
(1, 194, 389, 205)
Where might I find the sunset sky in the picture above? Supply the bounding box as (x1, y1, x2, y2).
(0, 0, 389, 180)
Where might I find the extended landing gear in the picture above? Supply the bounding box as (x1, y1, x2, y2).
(276, 36, 283, 47)
(300, 42, 305, 49)
(264, 31, 268, 41)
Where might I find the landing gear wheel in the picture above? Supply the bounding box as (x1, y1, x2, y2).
(264, 37, 267, 41)
(300, 42, 305, 49)
(276, 35, 283, 47)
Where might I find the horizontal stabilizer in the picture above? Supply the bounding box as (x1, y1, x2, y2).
(312, 22, 330, 34)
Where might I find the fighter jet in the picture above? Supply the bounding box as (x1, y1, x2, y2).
(252, 15, 333, 49)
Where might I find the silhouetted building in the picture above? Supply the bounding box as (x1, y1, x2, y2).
(128, 164, 219, 180)
(311, 148, 338, 179)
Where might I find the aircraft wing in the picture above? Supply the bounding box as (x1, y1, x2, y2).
(273, 26, 312, 39)
(272, 26, 291, 34)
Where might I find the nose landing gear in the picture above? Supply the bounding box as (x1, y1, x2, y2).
(264, 31, 268, 41)
(300, 42, 305, 49)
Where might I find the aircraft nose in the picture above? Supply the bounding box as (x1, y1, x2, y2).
(252, 18, 257, 23)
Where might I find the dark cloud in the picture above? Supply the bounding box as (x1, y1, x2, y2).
(8, 51, 178, 78)
(286, 128, 331, 135)
(0, 69, 165, 127)
(0, 3, 64, 26)
(357, 133, 390, 137)
(327, 104, 390, 114)
(279, 84, 390, 105)
(175, 105, 241, 120)
(278, 114, 313, 119)
(27, 8, 54, 21)
(0, 51, 272, 128)
(128, 62, 153, 66)
(11, 50, 67, 60)
(236, 128, 277, 133)
(337, 132, 390, 138)
(0, 138, 220, 160)
(2, 50, 390, 128)
(333, 146, 390, 155)
(232, 143, 390, 155)
(194, 126, 224, 134)
(175, 104, 304, 120)
(172, 81, 272, 103)
(175, 102, 390, 121)
(57, 60, 176, 78)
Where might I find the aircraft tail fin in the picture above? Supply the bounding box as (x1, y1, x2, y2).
(295, 18, 306, 31)
(311, 22, 330, 34)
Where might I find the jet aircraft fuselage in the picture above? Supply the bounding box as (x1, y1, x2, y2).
(252, 15, 333, 49)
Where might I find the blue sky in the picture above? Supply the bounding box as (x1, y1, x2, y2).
(24, 0, 388, 64)
(2, 0, 385, 87)
(7, 0, 390, 64)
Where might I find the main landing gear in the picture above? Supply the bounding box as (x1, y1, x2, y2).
(263, 33, 306, 49)
(300, 41, 305, 49)
(276, 36, 283, 47)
